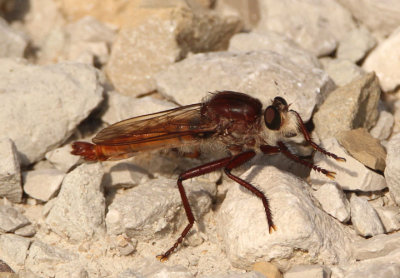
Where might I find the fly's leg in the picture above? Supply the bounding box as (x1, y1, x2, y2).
(291, 111, 346, 162)
(157, 156, 234, 261)
(223, 151, 277, 234)
(261, 143, 337, 180)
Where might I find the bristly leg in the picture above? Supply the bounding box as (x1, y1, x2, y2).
(292, 111, 346, 162)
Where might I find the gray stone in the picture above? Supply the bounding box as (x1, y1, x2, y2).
(256, 0, 357, 56)
(319, 57, 365, 87)
(0, 234, 31, 272)
(155, 51, 335, 121)
(228, 31, 321, 68)
(45, 163, 105, 242)
(337, 128, 386, 171)
(0, 205, 30, 233)
(313, 73, 380, 140)
(0, 138, 22, 203)
(23, 169, 65, 202)
(350, 194, 384, 237)
(0, 59, 104, 165)
(313, 182, 350, 222)
(310, 138, 386, 192)
(336, 26, 377, 63)
(106, 7, 241, 96)
(370, 110, 394, 140)
(217, 166, 354, 270)
(384, 133, 400, 205)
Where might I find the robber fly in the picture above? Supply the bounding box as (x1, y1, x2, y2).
(71, 91, 345, 260)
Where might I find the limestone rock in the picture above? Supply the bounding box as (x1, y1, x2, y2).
(0, 138, 22, 203)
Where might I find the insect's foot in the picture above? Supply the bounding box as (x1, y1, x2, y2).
(336, 157, 346, 162)
(156, 254, 169, 262)
(269, 224, 277, 234)
(326, 171, 336, 180)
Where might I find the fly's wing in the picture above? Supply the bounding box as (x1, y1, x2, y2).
(92, 103, 217, 151)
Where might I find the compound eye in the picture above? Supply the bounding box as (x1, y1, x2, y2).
(264, 106, 281, 130)
(273, 96, 287, 106)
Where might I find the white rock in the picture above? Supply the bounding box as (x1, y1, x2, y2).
(118, 259, 194, 278)
(0, 138, 22, 203)
(0, 234, 31, 272)
(0, 205, 30, 233)
(313, 182, 350, 222)
(45, 163, 105, 242)
(336, 26, 376, 63)
(349, 195, 384, 237)
(363, 27, 400, 92)
(310, 138, 386, 192)
(101, 93, 177, 125)
(0, 17, 27, 58)
(0, 59, 104, 165)
(14, 224, 36, 237)
(25, 240, 80, 278)
(228, 31, 321, 68)
(336, 0, 400, 38)
(352, 233, 400, 261)
(102, 161, 151, 189)
(217, 166, 354, 270)
(370, 110, 394, 141)
(215, 0, 260, 31)
(23, 169, 64, 202)
(201, 272, 265, 278)
(374, 206, 400, 233)
(284, 264, 331, 278)
(156, 51, 335, 122)
(256, 0, 357, 56)
(106, 176, 215, 241)
(384, 133, 400, 205)
(45, 144, 80, 172)
(319, 58, 365, 87)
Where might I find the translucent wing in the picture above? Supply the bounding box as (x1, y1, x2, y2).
(92, 103, 217, 148)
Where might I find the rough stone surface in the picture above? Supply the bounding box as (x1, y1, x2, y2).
(106, 176, 215, 241)
(0, 138, 22, 203)
(256, 0, 357, 56)
(45, 144, 80, 172)
(217, 166, 354, 271)
(23, 169, 64, 202)
(384, 133, 400, 205)
(363, 26, 400, 92)
(228, 31, 321, 68)
(352, 233, 400, 261)
(102, 161, 151, 189)
(310, 138, 387, 192)
(319, 58, 365, 87)
(101, 93, 176, 125)
(313, 73, 380, 140)
(374, 206, 400, 233)
(251, 261, 282, 278)
(313, 182, 350, 223)
(0, 205, 30, 233)
(336, 26, 376, 63)
(0, 17, 27, 58)
(0, 234, 31, 273)
(337, 0, 400, 38)
(337, 128, 386, 171)
(45, 163, 105, 242)
(106, 5, 241, 96)
(284, 264, 331, 278)
(156, 51, 335, 121)
(350, 194, 384, 237)
(370, 110, 394, 140)
(215, 0, 260, 31)
(0, 59, 104, 165)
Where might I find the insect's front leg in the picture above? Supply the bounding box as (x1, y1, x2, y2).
(291, 111, 346, 162)
(223, 151, 277, 234)
(157, 155, 234, 261)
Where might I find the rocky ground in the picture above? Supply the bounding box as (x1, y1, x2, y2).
(0, 0, 400, 277)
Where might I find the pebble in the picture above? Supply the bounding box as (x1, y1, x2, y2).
(22, 169, 64, 202)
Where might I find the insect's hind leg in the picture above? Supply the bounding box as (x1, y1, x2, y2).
(223, 151, 277, 233)
(157, 155, 234, 261)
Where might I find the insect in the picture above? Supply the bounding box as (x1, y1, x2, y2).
(71, 91, 345, 261)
